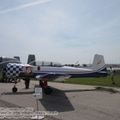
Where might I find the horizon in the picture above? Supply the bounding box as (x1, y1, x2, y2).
(0, 55, 120, 65)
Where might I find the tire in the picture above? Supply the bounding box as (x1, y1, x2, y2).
(12, 86, 18, 93)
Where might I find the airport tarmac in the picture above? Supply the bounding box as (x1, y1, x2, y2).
(0, 81, 120, 120)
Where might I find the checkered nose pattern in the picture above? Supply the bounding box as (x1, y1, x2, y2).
(6, 63, 23, 78)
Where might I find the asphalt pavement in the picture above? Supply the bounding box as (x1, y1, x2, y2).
(0, 81, 120, 120)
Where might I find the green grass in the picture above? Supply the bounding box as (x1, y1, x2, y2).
(58, 73, 120, 87)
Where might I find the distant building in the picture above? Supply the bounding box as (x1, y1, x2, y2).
(106, 64, 120, 71)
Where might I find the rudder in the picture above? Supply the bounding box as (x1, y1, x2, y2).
(92, 54, 105, 70)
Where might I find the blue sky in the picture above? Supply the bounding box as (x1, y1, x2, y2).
(0, 0, 120, 64)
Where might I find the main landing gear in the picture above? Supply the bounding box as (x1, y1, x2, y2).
(12, 85, 18, 93)
(12, 78, 53, 95)
(39, 79, 53, 95)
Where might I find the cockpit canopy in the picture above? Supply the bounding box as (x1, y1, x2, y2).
(29, 61, 63, 67)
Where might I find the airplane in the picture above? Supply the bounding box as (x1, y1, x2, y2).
(1, 54, 108, 94)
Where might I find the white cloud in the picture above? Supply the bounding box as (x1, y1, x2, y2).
(0, 0, 51, 14)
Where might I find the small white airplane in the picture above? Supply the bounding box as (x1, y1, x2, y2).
(3, 54, 107, 94)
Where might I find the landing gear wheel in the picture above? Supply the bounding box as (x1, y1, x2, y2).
(43, 86, 53, 95)
(12, 86, 18, 93)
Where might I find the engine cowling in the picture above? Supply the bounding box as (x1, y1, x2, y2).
(6, 63, 23, 79)
(6, 63, 33, 77)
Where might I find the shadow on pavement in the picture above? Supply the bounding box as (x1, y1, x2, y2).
(40, 87, 75, 112)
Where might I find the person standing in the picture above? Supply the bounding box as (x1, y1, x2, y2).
(110, 67, 115, 85)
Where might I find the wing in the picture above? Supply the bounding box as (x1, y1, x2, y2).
(35, 72, 71, 81)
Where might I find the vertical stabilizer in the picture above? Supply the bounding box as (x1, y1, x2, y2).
(27, 54, 36, 65)
(92, 54, 105, 70)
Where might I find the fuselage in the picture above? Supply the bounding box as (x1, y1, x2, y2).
(32, 65, 107, 78)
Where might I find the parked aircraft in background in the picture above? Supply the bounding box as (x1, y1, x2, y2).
(0, 56, 20, 82)
(0, 56, 20, 65)
(1, 54, 107, 94)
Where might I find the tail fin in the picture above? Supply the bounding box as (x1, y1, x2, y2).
(27, 54, 36, 65)
(92, 54, 106, 70)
